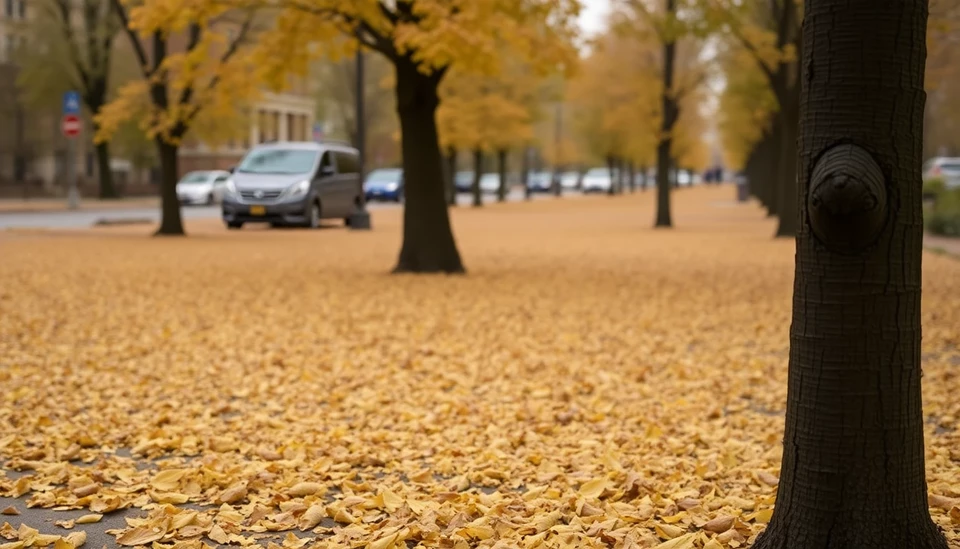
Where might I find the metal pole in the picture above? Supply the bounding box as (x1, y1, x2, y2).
(348, 36, 372, 230)
(66, 139, 79, 209)
(356, 45, 366, 184)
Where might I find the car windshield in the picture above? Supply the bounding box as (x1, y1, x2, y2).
(941, 163, 960, 173)
(237, 149, 318, 175)
(179, 172, 211, 184)
(366, 169, 401, 182)
(585, 168, 609, 178)
(455, 172, 473, 182)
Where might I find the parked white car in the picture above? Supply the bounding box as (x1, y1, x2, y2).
(923, 157, 960, 188)
(176, 170, 231, 205)
(581, 168, 613, 193)
(560, 171, 580, 191)
(480, 173, 502, 194)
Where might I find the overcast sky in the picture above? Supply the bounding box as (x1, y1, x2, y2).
(579, 0, 611, 38)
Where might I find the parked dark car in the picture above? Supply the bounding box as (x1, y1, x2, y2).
(221, 142, 362, 229)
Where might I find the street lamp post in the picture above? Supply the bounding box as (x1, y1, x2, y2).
(349, 36, 372, 230)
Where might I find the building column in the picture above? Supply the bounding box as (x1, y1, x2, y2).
(278, 110, 289, 143)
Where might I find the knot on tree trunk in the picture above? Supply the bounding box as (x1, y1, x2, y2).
(807, 144, 887, 253)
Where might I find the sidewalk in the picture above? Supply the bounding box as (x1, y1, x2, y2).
(0, 196, 159, 214)
(925, 233, 960, 257)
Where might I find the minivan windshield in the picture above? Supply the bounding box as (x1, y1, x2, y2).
(366, 169, 402, 182)
(238, 149, 318, 175)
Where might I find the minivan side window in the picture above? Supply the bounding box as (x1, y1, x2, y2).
(319, 152, 334, 176)
(335, 152, 359, 174)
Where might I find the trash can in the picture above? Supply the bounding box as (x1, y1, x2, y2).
(735, 175, 749, 203)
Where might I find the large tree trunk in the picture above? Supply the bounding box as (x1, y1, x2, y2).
(496, 149, 507, 202)
(155, 140, 184, 236)
(753, 0, 947, 547)
(655, 0, 677, 226)
(392, 60, 464, 273)
(471, 148, 483, 207)
(95, 141, 118, 199)
(445, 147, 457, 207)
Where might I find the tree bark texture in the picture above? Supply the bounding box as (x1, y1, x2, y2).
(753, 0, 947, 547)
(155, 140, 184, 236)
(392, 60, 465, 273)
(497, 149, 508, 202)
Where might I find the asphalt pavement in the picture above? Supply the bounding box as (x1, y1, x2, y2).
(0, 189, 567, 230)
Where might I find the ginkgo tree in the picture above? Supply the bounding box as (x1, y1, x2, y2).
(709, 0, 800, 237)
(250, 0, 579, 273)
(613, 0, 711, 227)
(97, 0, 263, 235)
(438, 58, 538, 207)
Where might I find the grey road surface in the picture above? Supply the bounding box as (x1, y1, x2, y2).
(0, 189, 571, 231)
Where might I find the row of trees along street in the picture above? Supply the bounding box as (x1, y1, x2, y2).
(13, 1, 960, 544)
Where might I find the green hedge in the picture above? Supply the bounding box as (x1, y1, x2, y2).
(923, 177, 960, 236)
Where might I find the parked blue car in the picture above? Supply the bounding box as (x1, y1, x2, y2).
(364, 168, 404, 202)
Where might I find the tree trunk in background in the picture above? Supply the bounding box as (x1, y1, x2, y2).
(753, 0, 947, 546)
(764, 117, 783, 217)
(606, 155, 616, 196)
(496, 149, 507, 202)
(640, 165, 648, 191)
(95, 140, 118, 199)
(655, 0, 677, 227)
(155, 140, 184, 236)
(773, 62, 802, 237)
(471, 148, 483, 207)
(445, 147, 457, 207)
(392, 59, 464, 273)
(522, 147, 532, 201)
(628, 162, 636, 193)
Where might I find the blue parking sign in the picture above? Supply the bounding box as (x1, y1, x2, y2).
(63, 91, 81, 115)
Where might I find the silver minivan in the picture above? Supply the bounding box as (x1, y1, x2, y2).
(221, 142, 362, 229)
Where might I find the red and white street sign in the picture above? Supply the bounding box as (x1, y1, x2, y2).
(61, 114, 82, 138)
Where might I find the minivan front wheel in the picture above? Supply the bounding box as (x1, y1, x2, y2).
(307, 200, 321, 229)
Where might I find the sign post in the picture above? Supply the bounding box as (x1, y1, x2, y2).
(62, 91, 81, 210)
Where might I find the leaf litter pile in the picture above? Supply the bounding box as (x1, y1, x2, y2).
(1, 188, 959, 549)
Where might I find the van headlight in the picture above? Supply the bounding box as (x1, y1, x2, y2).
(285, 180, 309, 198)
(224, 179, 240, 199)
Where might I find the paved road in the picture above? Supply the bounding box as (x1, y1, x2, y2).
(0, 189, 569, 230)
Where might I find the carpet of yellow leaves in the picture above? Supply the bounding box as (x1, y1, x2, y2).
(1, 187, 959, 549)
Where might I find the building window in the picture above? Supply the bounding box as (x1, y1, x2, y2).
(17, 0, 24, 18)
(287, 112, 296, 142)
(271, 111, 279, 142)
(86, 152, 94, 177)
(5, 0, 13, 18)
(258, 110, 268, 143)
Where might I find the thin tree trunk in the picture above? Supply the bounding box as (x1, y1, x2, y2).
(392, 60, 464, 273)
(606, 155, 616, 197)
(445, 147, 457, 207)
(95, 140, 118, 199)
(496, 149, 507, 202)
(522, 147, 532, 201)
(628, 161, 636, 193)
(640, 165, 648, 192)
(472, 148, 483, 207)
(764, 116, 783, 217)
(155, 140, 184, 236)
(753, 0, 947, 546)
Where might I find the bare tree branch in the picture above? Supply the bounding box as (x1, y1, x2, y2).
(110, 0, 151, 79)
